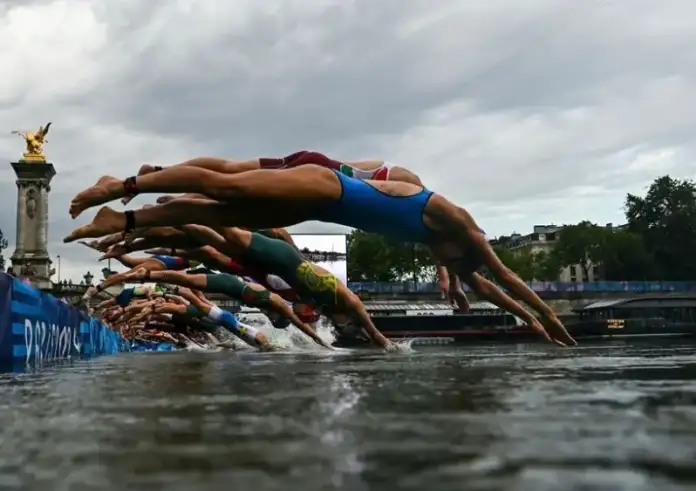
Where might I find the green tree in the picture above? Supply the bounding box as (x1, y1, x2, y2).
(492, 245, 561, 281)
(492, 245, 537, 280)
(387, 242, 438, 282)
(597, 229, 655, 281)
(347, 231, 396, 281)
(346, 230, 437, 282)
(551, 221, 606, 279)
(625, 175, 696, 280)
(533, 250, 562, 281)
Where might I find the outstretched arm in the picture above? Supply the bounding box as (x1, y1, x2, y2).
(429, 247, 450, 297)
(195, 246, 236, 271)
(191, 289, 210, 305)
(439, 203, 575, 346)
(181, 225, 229, 250)
(466, 236, 575, 346)
(96, 298, 117, 310)
(102, 234, 200, 259)
(342, 291, 392, 349)
(153, 303, 188, 315)
(163, 293, 190, 305)
(136, 269, 208, 290)
(89, 266, 149, 296)
(175, 287, 213, 310)
(462, 272, 568, 346)
(447, 268, 470, 312)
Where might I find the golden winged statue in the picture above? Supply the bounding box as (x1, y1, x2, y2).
(11, 122, 52, 162)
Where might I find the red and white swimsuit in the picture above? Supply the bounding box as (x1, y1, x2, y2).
(260, 150, 395, 182)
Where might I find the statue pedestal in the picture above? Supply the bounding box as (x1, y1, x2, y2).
(19, 155, 47, 164)
(10, 162, 56, 290)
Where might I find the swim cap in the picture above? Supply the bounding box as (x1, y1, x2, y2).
(271, 317, 291, 330)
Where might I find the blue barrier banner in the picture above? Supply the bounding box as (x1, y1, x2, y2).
(0, 275, 12, 362)
(0, 273, 127, 368)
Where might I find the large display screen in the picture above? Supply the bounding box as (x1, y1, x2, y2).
(290, 234, 348, 285)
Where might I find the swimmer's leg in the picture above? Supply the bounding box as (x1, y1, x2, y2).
(70, 163, 340, 218)
(130, 157, 261, 196)
(274, 151, 343, 171)
(258, 151, 310, 169)
(127, 269, 208, 290)
(65, 190, 319, 242)
(85, 258, 166, 300)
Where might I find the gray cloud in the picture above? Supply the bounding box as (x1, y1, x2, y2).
(1, 0, 696, 281)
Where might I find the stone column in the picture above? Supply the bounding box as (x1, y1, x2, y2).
(10, 162, 56, 290)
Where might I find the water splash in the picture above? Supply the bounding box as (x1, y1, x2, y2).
(178, 310, 417, 355)
(241, 314, 419, 355)
(238, 312, 338, 352)
(390, 338, 416, 354)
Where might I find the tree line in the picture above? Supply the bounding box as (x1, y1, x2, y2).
(347, 175, 696, 282)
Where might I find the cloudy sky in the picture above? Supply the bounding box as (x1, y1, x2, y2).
(1, 0, 695, 282)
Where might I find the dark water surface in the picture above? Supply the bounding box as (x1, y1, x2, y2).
(2, 340, 696, 491)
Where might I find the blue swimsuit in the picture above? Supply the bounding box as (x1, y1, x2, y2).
(150, 255, 191, 270)
(314, 170, 434, 243)
(115, 286, 149, 307)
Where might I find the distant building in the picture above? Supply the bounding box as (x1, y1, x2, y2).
(506, 224, 563, 256)
(504, 223, 624, 282)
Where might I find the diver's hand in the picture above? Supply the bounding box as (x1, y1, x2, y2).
(542, 315, 578, 347)
(384, 341, 400, 353)
(439, 276, 450, 301)
(450, 287, 470, 313)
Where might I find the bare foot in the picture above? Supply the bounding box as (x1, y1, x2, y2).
(64, 206, 125, 242)
(99, 244, 130, 260)
(78, 240, 101, 251)
(70, 176, 123, 218)
(156, 195, 177, 204)
(138, 164, 158, 177)
(97, 232, 127, 250)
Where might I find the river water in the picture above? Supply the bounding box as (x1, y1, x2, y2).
(1, 339, 696, 491)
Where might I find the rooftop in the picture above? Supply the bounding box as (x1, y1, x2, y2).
(575, 294, 696, 312)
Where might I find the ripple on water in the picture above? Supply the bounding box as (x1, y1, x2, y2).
(1, 340, 696, 490)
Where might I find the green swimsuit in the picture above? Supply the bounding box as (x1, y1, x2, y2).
(243, 233, 340, 311)
(203, 273, 271, 306)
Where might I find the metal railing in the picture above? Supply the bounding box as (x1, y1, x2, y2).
(347, 281, 696, 294)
